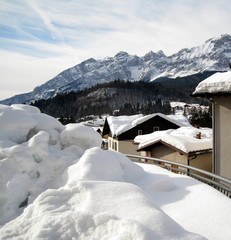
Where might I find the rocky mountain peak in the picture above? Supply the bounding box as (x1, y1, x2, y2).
(1, 34, 231, 105)
(115, 51, 129, 58)
(143, 50, 165, 61)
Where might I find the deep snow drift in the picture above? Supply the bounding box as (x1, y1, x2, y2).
(0, 104, 231, 240)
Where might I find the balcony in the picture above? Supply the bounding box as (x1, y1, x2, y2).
(126, 154, 231, 198)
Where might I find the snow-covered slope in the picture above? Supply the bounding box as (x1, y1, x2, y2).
(2, 34, 231, 105)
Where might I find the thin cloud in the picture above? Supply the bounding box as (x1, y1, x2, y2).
(25, 0, 64, 42)
(0, 0, 231, 100)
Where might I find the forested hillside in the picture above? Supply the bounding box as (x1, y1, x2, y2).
(31, 80, 208, 122)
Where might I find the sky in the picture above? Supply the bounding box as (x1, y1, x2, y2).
(0, 0, 231, 101)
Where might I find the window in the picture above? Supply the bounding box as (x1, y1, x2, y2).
(114, 141, 117, 151)
(112, 140, 118, 151)
(153, 126, 159, 132)
(138, 130, 143, 135)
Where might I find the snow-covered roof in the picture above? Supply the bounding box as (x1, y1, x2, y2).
(135, 127, 212, 154)
(107, 114, 143, 136)
(193, 71, 231, 96)
(107, 113, 189, 137)
(166, 114, 191, 127)
(170, 102, 186, 108)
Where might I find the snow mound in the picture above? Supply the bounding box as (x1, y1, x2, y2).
(0, 179, 205, 240)
(65, 147, 145, 183)
(0, 104, 37, 145)
(60, 123, 102, 150)
(0, 104, 102, 225)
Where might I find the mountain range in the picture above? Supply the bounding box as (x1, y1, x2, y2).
(1, 34, 231, 105)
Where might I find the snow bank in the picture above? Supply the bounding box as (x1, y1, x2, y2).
(0, 104, 101, 225)
(0, 104, 230, 240)
(65, 147, 145, 183)
(0, 104, 37, 145)
(0, 146, 205, 240)
(193, 71, 231, 95)
(60, 123, 102, 150)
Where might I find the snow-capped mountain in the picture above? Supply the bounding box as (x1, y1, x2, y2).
(1, 34, 231, 105)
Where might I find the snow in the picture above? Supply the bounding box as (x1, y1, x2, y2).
(129, 66, 142, 81)
(107, 113, 187, 137)
(0, 104, 231, 240)
(193, 71, 231, 95)
(60, 123, 102, 151)
(167, 114, 191, 126)
(0, 104, 100, 225)
(107, 114, 143, 136)
(135, 127, 212, 154)
(137, 164, 231, 240)
(170, 101, 186, 108)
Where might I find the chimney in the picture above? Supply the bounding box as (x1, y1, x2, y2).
(195, 132, 201, 139)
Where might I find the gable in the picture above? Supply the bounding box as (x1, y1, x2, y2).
(118, 115, 180, 140)
(102, 118, 110, 137)
(138, 140, 187, 155)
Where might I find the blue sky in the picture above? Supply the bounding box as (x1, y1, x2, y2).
(0, 0, 231, 100)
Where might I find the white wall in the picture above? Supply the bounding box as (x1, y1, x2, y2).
(213, 96, 231, 179)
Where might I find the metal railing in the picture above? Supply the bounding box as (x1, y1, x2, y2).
(126, 154, 231, 198)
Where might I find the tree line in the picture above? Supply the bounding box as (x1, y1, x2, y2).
(31, 79, 209, 123)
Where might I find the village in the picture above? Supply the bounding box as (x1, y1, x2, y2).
(83, 71, 231, 183)
(1, 70, 231, 240)
(1, 1, 231, 239)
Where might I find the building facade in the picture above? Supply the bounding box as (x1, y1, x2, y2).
(193, 71, 231, 179)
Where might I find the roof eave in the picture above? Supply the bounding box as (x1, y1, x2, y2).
(192, 92, 231, 98)
(138, 140, 212, 156)
(188, 149, 213, 156)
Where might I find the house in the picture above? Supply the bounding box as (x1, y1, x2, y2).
(134, 127, 213, 174)
(102, 113, 189, 155)
(170, 102, 185, 113)
(193, 70, 231, 179)
(170, 101, 209, 117)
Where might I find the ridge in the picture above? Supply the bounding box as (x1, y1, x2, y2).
(1, 34, 231, 105)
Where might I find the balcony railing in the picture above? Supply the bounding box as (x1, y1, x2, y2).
(126, 154, 231, 198)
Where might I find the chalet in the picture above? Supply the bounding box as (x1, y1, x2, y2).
(135, 127, 212, 174)
(193, 70, 231, 179)
(102, 113, 189, 155)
